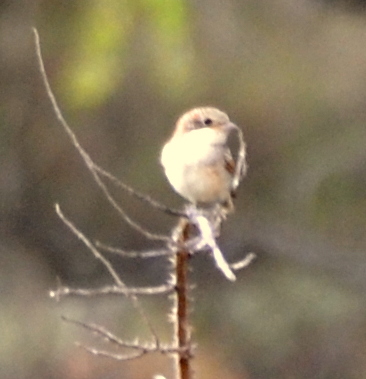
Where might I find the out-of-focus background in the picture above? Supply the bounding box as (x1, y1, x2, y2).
(1, 0, 366, 378)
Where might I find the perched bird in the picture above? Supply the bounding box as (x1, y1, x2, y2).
(160, 107, 246, 210)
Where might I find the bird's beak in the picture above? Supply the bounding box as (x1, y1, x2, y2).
(226, 122, 238, 131)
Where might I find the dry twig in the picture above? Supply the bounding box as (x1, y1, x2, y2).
(33, 26, 255, 379)
(95, 241, 171, 258)
(33, 28, 172, 242)
(50, 283, 174, 299)
(55, 204, 160, 346)
(62, 316, 190, 361)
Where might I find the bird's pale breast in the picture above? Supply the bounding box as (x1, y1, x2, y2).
(161, 128, 232, 204)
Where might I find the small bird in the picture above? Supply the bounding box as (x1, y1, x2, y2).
(161, 107, 246, 211)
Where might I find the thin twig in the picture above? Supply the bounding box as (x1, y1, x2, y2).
(55, 203, 160, 346)
(55, 204, 122, 285)
(32, 27, 167, 242)
(50, 283, 174, 299)
(78, 345, 146, 361)
(95, 241, 172, 258)
(230, 252, 256, 271)
(94, 165, 186, 218)
(62, 316, 189, 358)
(62, 316, 141, 349)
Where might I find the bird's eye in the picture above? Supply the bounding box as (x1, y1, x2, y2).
(204, 118, 213, 126)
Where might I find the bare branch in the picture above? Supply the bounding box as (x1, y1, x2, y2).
(94, 165, 186, 218)
(171, 219, 194, 379)
(50, 283, 174, 299)
(63, 317, 136, 347)
(55, 204, 124, 286)
(34, 28, 250, 379)
(62, 317, 190, 359)
(230, 252, 256, 271)
(78, 344, 146, 361)
(95, 241, 172, 258)
(78, 343, 190, 362)
(32, 28, 167, 242)
(55, 204, 160, 345)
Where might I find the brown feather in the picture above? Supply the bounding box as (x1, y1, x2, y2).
(224, 149, 235, 175)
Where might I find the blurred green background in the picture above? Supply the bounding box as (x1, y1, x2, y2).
(2, 0, 366, 378)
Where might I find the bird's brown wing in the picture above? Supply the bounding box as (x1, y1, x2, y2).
(224, 149, 235, 175)
(224, 149, 237, 199)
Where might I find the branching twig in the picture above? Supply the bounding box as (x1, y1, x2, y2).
(55, 204, 160, 347)
(62, 316, 143, 349)
(33, 27, 256, 379)
(62, 316, 191, 361)
(33, 27, 169, 242)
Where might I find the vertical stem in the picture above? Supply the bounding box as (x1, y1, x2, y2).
(173, 219, 192, 379)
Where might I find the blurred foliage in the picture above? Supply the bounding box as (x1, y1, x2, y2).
(1, 0, 366, 378)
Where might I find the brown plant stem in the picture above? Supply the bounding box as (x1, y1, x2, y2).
(174, 219, 193, 379)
